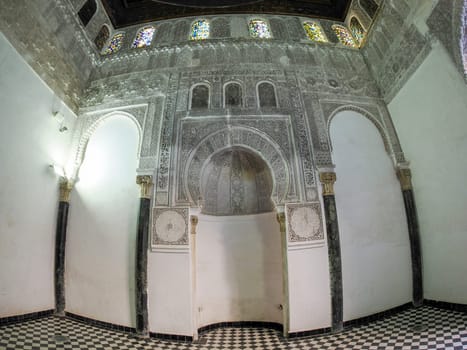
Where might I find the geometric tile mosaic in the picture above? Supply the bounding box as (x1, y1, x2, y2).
(0, 306, 466, 349)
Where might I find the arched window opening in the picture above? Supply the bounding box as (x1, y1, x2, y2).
(350, 17, 366, 47)
(191, 84, 210, 109)
(78, 0, 97, 27)
(94, 25, 110, 51)
(258, 82, 277, 108)
(224, 83, 243, 108)
(190, 20, 210, 40)
(332, 25, 358, 48)
(249, 19, 272, 38)
(359, 0, 379, 18)
(303, 21, 328, 43)
(102, 33, 125, 55)
(132, 26, 156, 48)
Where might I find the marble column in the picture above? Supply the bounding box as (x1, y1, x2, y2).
(397, 168, 423, 307)
(276, 212, 290, 336)
(54, 179, 73, 316)
(135, 175, 153, 336)
(319, 172, 343, 332)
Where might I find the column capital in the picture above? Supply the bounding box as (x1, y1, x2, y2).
(396, 168, 413, 191)
(136, 175, 153, 199)
(276, 212, 286, 234)
(190, 215, 199, 235)
(319, 172, 337, 196)
(59, 180, 74, 202)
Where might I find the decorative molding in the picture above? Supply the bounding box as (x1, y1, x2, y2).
(286, 202, 324, 243)
(319, 172, 337, 196)
(136, 175, 153, 199)
(396, 167, 413, 191)
(151, 207, 189, 248)
(59, 180, 74, 202)
(190, 215, 198, 235)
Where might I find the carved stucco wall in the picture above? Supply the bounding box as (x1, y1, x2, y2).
(427, 0, 467, 82)
(362, 0, 432, 103)
(69, 23, 407, 216)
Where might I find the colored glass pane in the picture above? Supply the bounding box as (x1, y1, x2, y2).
(303, 22, 328, 43)
(102, 33, 125, 55)
(191, 20, 210, 40)
(249, 19, 272, 38)
(94, 25, 109, 51)
(350, 17, 365, 46)
(332, 25, 357, 48)
(132, 26, 155, 48)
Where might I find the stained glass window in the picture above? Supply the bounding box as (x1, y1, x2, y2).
(303, 22, 328, 43)
(132, 26, 156, 48)
(102, 33, 125, 55)
(350, 17, 366, 47)
(249, 19, 272, 39)
(332, 25, 357, 48)
(94, 25, 110, 51)
(190, 20, 210, 40)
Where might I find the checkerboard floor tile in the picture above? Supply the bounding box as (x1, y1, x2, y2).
(0, 306, 466, 349)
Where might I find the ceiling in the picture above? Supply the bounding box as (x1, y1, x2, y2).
(102, 0, 352, 28)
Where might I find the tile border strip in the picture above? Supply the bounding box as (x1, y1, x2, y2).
(0, 310, 54, 326)
(424, 299, 467, 313)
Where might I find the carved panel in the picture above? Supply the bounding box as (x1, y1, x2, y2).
(286, 202, 324, 243)
(152, 207, 189, 248)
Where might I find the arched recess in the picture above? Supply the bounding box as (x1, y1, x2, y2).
(71, 111, 143, 180)
(256, 81, 278, 108)
(200, 147, 275, 216)
(223, 81, 243, 108)
(329, 110, 412, 321)
(326, 105, 393, 157)
(195, 147, 283, 329)
(190, 83, 210, 109)
(183, 126, 291, 207)
(66, 115, 141, 327)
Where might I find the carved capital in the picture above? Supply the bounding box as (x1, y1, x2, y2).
(397, 168, 413, 191)
(136, 175, 153, 199)
(319, 172, 337, 196)
(276, 212, 286, 234)
(59, 180, 73, 202)
(190, 215, 199, 235)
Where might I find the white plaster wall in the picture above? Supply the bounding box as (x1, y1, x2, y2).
(148, 251, 193, 335)
(0, 33, 76, 317)
(287, 243, 331, 332)
(66, 116, 140, 327)
(196, 212, 283, 327)
(389, 42, 467, 304)
(330, 111, 412, 321)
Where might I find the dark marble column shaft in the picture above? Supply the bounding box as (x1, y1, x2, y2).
(136, 198, 150, 335)
(135, 175, 153, 336)
(320, 172, 343, 332)
(54, 181, 73, 316)
(397, 168, 423, 307)
(402, 189, 423, 306)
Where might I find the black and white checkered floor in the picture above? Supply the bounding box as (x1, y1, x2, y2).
(1, 306, 466, 349)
